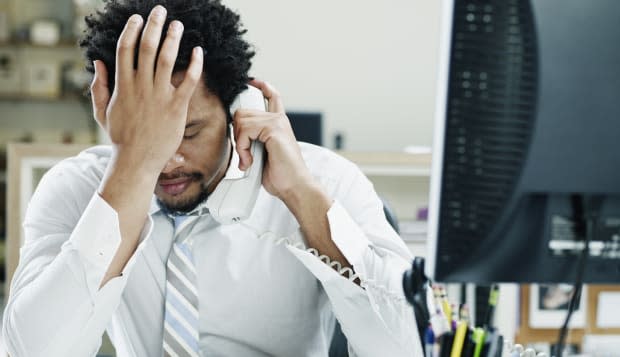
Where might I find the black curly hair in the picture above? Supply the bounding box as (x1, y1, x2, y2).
(79, 0, 255, 119)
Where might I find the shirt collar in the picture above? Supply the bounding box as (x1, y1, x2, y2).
(148, 196, 161, 215)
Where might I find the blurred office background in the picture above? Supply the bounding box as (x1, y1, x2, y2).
(1, 1, 618, 356)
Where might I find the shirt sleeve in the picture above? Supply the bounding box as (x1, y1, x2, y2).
(2, 160, 153, 357)
(287, 160, 423, 357)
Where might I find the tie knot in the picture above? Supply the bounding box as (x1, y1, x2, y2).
(172, 215, 200, 245)
(158, 201, 209, 244)
(172, 207, 207, 243)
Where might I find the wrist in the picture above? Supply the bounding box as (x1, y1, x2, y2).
(281, 178, 331, 216)
(99, 151, 159, 210)
(113, 146, 166, 176)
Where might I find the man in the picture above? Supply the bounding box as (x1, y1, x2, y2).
(2, 1, 422, 356)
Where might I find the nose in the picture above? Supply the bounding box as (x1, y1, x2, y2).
(162, 153, 186, 174)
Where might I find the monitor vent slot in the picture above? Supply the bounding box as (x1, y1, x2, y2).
(438, 0, 539, 270)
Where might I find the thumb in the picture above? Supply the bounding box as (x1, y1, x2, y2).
(90, 60, 111, 128)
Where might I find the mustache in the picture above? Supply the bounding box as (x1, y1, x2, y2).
(158, 170, 203, 181)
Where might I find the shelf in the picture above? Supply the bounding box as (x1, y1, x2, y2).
(0, 94, 88, 103)
(0, 39, 80, 49)
(400, 220, 428, 242)
(337, 151, 432, 177)
(355, 165, 430, 177)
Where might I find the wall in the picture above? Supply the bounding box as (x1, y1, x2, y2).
(222, 0, 442, 151)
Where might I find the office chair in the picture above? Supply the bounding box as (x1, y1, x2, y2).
(328, 199, 400, 357)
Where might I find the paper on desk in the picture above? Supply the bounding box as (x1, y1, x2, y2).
(583, 334, 620, 355)
(596, 292, 620, 328)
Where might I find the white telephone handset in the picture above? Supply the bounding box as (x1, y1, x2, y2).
(206, 86, 266, 224)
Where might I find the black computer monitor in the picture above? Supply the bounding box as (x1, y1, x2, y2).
(287, 112, 323, 146)
(425, 0, 620, 283)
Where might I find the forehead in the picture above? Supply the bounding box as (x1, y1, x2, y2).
(171, 71, 208, 96)
(171, 71, 223, 117)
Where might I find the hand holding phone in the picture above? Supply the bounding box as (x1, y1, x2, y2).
(206, 86, 266, 224)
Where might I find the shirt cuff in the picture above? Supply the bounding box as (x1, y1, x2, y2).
(69, 193, 153, 295)
(327, 200, 373, 278)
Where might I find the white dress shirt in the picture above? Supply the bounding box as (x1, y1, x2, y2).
(2, 143, 422, 357)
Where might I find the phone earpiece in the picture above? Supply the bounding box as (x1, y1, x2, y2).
(206, 85, 267, 224)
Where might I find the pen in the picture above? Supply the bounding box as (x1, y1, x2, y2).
(487, 330, 503, 357)
(461, 327, 475, 357)
(440, 286, 452, 324)
(483, 284, 500, 329)
(433, 285, 445, 317)
(459, 304, 470, 326)
(449, 320, 468, 357)
(430, 307, 450, 337)
(438, 331, 455, 357)
(425, 325, 435, 357)
(451, 304, 458, 331)
(471, 327, 485, 357)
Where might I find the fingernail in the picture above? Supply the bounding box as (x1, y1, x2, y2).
(153, 5, 166, 17)
(128, 14, 142, 24)
(93, 60, 98, 73)
(170, 21, 183, 33)
(194, 46, 203, 57)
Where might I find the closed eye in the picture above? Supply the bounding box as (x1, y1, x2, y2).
(183, 126, 202, 139)
(183, 119, 207, 139)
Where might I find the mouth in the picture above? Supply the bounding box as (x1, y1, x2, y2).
(158, 177, 193, 196)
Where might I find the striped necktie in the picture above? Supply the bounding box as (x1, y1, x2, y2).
(163, 209, 206, 357)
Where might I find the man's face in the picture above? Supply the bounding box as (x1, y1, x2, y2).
(154, 72, 230, 213)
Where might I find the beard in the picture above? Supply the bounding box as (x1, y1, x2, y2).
(156, 172, 210, 214)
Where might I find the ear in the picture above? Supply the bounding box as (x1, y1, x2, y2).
(90, 60, 111, 129)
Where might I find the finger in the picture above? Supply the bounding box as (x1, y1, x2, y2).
(249, 78, 285, 113)
(155, 20, 184, 87)
(235, 131, 255, 171)
(137, 5, 167, 83)
(115, 14, 144, 87)
(176, 46, 204, 99)
(90, 60, 111, 128)
(233, 116, 265, 171)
